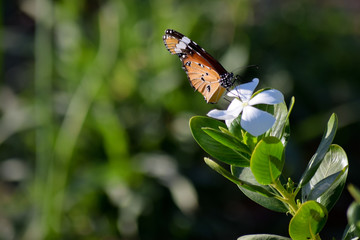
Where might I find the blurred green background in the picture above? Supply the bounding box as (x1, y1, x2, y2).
(1, 0, 360, 239)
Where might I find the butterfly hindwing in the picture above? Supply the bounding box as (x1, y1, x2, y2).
(182, 53, 226, 103)
(163, 29, 234, 103)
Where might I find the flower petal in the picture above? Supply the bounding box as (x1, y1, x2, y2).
(248, 89, 284, 106)
(207, 109, 235, 120)
(227, 78, 259, 102)
(225, 119, 235, 128)
(226, 98, 244, 114)
(223, 99, 243, 127)
(207, 98, 243, 121)
(240, 106, 276, 136)
(227, 85, 242, 98)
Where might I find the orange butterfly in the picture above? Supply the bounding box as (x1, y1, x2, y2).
(163, 29, 238, 103)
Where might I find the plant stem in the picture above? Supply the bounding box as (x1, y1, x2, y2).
(314, 234, 322, 240)
(271, 178, 298, 215)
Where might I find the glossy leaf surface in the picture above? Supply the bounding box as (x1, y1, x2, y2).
(302, 144, 348, 211)
(232, 166, 288, 212)
(299, 114, 338, 188)
(250, 137, 284, 185)
(190, 116, 250, 166)
(289, 201, 328, 240)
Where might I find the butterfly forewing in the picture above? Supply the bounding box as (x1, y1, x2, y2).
(163, 30, 192, 55)
(163, 29, 234, 103)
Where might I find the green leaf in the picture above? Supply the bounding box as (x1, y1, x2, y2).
(228, 115, 244, 137)
(299, 113, 338, 188)
(267, 100, 291, 146)
(250, 137, 285, 185)
(190, 116, 250, 167)
(242, 131, 259, 152)
(347, 202, 360, 236)
(289, 201, 328, 240)
(237, 234, 291, 240)
(228, 116, 259, 151)
(202, 127, 251, 155)
(348, 199, 360, 228)
(343, 186, 360, 239)
(302, 145, 348, 211)
(342, 224, 360, 240)
(204, 158, 274, 197)
(259, 97, 294, 148)
(218, 126, 232, 134)
(231, 166, 288, 212)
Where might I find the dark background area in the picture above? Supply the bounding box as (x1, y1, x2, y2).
(1, 0, 359, 239)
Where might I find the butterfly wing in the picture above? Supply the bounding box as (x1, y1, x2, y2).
(182, 53, 227, 103)
(163, 29, 233, 103)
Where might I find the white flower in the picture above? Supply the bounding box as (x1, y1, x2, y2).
(207, 78, 284, 136)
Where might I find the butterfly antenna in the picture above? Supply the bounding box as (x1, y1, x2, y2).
(232, 64, 260, 85)
(247, 64, 259, 70)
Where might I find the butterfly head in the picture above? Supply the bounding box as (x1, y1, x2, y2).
(219, 72, 236, 89)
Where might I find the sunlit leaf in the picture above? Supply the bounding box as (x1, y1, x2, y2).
(289, 201, 328, 240)
(190, 116, 250, 166)
(202, 127, 251, 155)
(250, 137, 284, 185)
(299, 113, 338, 188)
(267, 100, 291, 146)
(302, 145, 348, 211)
(229, 115, 245, 138)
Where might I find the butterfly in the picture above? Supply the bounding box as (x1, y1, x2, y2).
(163, 29, 239, 103)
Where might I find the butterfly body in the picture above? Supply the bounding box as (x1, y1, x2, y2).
(163, 29, 236, 103)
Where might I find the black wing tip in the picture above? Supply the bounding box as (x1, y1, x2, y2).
(165, 29, 174, 34)
(163, 29, 171, 39)
(164, 29, 185, 38)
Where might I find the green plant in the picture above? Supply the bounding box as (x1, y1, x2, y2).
(343, 185, 360, 239)
(189, 80, 349, 239)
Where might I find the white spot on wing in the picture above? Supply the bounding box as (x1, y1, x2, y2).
(182, 37, 191, 44)
(175, 38, 191, 53)
(177, 41, 187, 49)
(175, 41, 187, 53)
